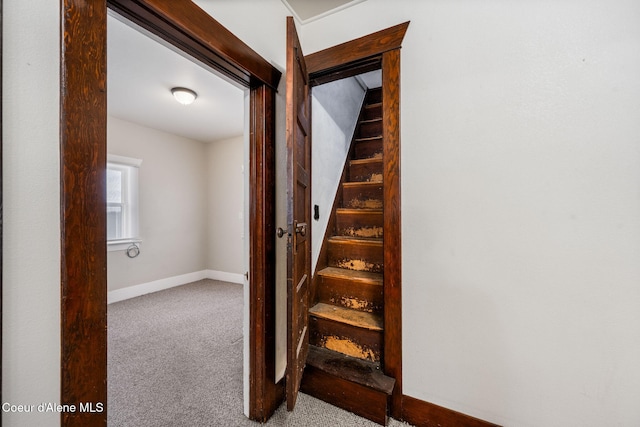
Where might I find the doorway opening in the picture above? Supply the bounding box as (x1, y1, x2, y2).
(284, 20, 408, 423)
(105, 13, 248, 424)
(60, 2, 281, 425)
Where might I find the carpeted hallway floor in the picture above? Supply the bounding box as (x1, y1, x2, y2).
(108, 279, 411, 426)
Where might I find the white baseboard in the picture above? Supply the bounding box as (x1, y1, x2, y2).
(108, 269, 244, 304)
(205, 269, 244, 285)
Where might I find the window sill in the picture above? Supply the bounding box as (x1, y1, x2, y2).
(107, 238, 142, 252)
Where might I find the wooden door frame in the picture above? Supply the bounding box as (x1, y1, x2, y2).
(60, 1, 281, 425)
(304, 21, 409, 419)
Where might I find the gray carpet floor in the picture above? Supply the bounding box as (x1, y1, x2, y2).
(108, 279, 411, 426)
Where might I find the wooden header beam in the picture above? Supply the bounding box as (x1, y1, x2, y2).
(305, 21, 409, 84)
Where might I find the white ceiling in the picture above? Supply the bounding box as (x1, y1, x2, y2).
(281, 0, 366, 22)
(107, 13, 244, 144)
(357, 70, 382, 89)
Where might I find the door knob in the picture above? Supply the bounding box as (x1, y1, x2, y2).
(276, 227, 286, 238)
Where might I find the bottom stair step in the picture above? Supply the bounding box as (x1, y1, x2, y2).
(306, 345, 394, 394)
(301, 346, 395, 425)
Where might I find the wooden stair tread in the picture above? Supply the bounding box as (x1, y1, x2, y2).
(336, 208, 382, 214)
(310, 303, 383, 331)
(329, 236, 382, 244)
(355, 136, 382, 142)
(318, 266, 383, 285)
(360, 118, 382, 124)
(343, 181, 383, 188)
(365, 102, 382, 109)
(350, 158, 383, 166)
(356, 177, 383, 184)
(306, 346, 395, 395)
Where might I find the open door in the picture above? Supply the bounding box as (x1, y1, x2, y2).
(285, 16, 312, 411)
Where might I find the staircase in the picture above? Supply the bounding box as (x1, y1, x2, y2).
(301, 88, 395, 425)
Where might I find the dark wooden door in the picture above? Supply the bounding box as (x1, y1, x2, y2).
(285, 16, 312, 412)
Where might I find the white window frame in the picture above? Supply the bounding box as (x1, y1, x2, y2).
(107, 154, 142, 252)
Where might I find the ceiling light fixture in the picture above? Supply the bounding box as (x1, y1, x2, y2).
(171, 87, 197, 105)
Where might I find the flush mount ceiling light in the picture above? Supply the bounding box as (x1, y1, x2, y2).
(171, 87, 197, 105)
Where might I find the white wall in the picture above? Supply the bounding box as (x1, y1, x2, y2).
(107, 117, 245, 293)
(107, 116, 209, 291)
(194, 0, 289, 69)
(206, 135, 245, 274)
(302, 1, 640, 426)
(2, 2, 61, 427)
(5, 2, 640, 426)
(311, 77, 366, 273)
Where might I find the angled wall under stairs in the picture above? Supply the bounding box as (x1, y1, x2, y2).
(301, 87, 395, 426)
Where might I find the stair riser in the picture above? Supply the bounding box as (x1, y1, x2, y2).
(300, 367, 389, 425)
(318, 275, 383, 314)
(349, 161, 383, 182)
(358, 120, 382, 139)
(342, 184, 383, 209)
(354, 139, 383, 160)
(310, 316, 382, 362)
(367, 88, 382, 104)
(363, 104, 382, 121)
(336, 212, 383, 238)
(328, 240, 383, 273)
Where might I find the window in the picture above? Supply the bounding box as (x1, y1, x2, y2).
(107, 154, 142, 251)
